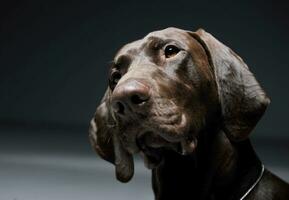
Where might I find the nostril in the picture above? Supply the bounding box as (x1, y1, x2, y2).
(112, 79, 150, 113)
(113, 101, 125, 115)
(130, 94, 148, 105)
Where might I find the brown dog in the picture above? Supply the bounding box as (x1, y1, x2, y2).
(89, 28, 289, 199)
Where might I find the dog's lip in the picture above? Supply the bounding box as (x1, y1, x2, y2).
(119, 110, 189, 155)
(155, 113, 188, 142)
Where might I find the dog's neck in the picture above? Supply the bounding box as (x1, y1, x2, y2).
(152, 130, 263, 200)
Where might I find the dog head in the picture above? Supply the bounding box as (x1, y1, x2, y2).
(89, 27, 270, 182)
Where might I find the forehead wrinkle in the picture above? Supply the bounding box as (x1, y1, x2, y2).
(145, 36, 163, 43)
(140, 36, 165, 53)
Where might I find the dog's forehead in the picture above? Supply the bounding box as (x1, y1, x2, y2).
(115, 27, 188, 59)
(145, 27, 187, 39)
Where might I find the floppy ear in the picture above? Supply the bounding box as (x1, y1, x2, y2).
(189, 29, 270, 141)
(89, 88, 134, 182)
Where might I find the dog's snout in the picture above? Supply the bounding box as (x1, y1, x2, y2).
(112, 79, 150, 116)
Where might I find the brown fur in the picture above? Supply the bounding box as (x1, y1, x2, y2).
(89, 28, 289, 199)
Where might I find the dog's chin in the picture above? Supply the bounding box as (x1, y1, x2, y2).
(135, 129, 189, 169)
(135, 131, 168, 169)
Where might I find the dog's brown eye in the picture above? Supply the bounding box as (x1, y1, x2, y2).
(164, 45, 180, 58)
(110, 71, 121, 89)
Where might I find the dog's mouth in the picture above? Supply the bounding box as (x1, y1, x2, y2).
(115, 99, 198, 170)
(121, 112, 188, 150)
(113, 114, 198, 183)
(135, 131, 178, 169)
(127, 115, 197, 165)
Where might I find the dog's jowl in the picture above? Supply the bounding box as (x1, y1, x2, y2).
(89, 27, 289, 200)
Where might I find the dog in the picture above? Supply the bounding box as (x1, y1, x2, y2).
(89, 27, 289, 199)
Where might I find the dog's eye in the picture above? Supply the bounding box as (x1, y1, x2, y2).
(164, 45, 180, 58)
(110, 70, 121, 89)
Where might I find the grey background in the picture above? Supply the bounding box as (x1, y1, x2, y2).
(0, 0, 288, 200)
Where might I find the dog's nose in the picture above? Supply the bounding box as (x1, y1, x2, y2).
(111, 79, 150, 116)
